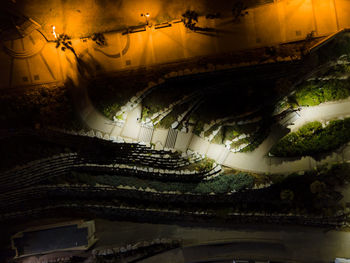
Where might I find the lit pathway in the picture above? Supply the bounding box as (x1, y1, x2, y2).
(121, 105, 142, 140)
(69, 57, 350, 174)
(186, 99, 350, 174)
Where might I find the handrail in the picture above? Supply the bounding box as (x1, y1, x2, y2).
(308, 28, 350, 54)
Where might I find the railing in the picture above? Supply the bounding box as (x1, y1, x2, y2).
(308, 28, 350, 54)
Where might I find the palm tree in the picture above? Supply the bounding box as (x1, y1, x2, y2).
(182, 10, 199, 30)
(232, 1, 248, 22)
(55, 34, 78, 60)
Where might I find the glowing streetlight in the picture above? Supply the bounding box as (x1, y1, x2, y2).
(51, 25, 58, 39)
(141, 13, 150, 26)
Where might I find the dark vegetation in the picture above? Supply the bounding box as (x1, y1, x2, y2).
(258, 163, 349, 216)
(43, 162, 348, 218)
(210, 119, 271, 152)
(271, 119, 350, 157)
(91, 33, 107, 46)
(55, 34, 78, 59)
(232, 1, 248, 22)
(157, 101, 192, 128)
(46, 171, 255, 194)
(0, 135, 69, 172)
(315, 33, 350, 64)
(182, 10, 199, 30)
(87, 73, 147, 119)
(94, 241, 181, 263)
(143, 63, 300, 135)
(3, 162, 349, 225)
(87, 38, 317, 121)
(0, 85, 82, 130)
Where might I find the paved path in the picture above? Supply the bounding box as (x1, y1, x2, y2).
(121, 104, 142, 140)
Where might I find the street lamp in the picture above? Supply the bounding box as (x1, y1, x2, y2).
(51, 25, 58, 39)
(141, 13, 150, 26)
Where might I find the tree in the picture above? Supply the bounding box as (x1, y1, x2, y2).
(300, 30, 315, 56)
(310, 180, 327, 196)
(280, 189, 294, 201)
(182, 10, 199, 30)
(232, 1, 248, 22)
(55, 34, 78, 60)
(92, 33, 107, 46)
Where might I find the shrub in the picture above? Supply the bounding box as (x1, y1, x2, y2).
(271, 119, 350, 157)
(52, 171, 255, 195)
(294, 79, 350, 106)
(280, 189, 294, 201)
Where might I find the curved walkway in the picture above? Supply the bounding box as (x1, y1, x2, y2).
(67, 50, 350, 174)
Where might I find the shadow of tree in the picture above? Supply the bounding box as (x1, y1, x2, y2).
(76, 52, 103, 78)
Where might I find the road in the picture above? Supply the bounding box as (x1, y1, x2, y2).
(12, 218, 350, 262)
(92, 219, 350, 263)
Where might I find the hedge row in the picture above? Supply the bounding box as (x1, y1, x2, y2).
(270, 119, 350, 157)
(294, 79, 350, 106)
(48, 171, 255, 195)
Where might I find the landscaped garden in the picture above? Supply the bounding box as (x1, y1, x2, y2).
(270, 118, 350, 157)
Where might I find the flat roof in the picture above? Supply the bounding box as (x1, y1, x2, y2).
(12, 221, 96, 258)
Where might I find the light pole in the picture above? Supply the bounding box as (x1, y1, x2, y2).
(141, 13, 150, 26)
